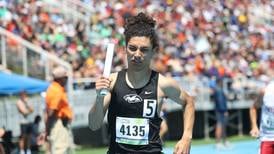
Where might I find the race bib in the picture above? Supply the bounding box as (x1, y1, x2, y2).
(261, 105, 274, 131)
(262, 116, 274, 130)
(116, 117, 149, 145)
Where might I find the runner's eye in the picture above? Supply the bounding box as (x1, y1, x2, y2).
(140, 47, 150, 53)
(128, 45, 151, 53)
(128, 45, 138, 52)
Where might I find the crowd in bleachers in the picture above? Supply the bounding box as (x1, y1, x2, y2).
(0, 0, 273, 90)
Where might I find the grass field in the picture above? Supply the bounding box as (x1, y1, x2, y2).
(75, 135, 254, 154)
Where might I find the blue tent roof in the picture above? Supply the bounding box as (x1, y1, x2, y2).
(0, 72, 50, 94)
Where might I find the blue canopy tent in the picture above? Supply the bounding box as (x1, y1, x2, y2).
(0, 72, 50, 95)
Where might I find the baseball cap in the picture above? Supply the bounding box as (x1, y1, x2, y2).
(52, 66, 67, 79)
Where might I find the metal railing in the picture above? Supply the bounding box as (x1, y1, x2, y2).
(0, 27, 73, 93)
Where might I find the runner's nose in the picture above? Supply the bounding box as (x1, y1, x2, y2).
(133, 56, 142, 63)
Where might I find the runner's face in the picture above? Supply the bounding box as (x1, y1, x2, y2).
(126, 36, 154, 71)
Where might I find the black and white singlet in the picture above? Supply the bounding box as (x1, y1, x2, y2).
(107, 69, 162, 154)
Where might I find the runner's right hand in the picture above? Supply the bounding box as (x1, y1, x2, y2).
(95, 76, 111, 95)
(250, 127, 259, 138)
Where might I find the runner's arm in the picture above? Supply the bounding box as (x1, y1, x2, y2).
(250, 90, 264, 131)
(159, 75, 195, 140)
(88, 73, 117, 130)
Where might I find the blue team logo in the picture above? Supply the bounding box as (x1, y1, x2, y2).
(123, 94, 143, 104)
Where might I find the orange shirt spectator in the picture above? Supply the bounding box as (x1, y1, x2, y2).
(45, 66, 74, 154)
(46, 81, 73, 120)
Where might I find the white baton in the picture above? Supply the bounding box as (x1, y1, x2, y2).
(100, 43, 115, 96)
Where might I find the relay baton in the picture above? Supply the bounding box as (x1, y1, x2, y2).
(100, 43, 115, 96)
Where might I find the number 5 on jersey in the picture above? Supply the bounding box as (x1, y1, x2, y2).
(143, 99, 157, 118)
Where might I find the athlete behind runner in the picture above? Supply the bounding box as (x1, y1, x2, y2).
(88, 12, 195, 154)
(250, 70, 274, 154)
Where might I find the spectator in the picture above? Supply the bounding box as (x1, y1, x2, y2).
(0, 128, 5, 154)
(16, 91, 33, 154)
(45, 66, 74, 154)
(211, 78, 230, 149)
(30, 115, 44, 154)
(2, 130, 15, 154)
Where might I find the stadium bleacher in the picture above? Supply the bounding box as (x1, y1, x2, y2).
(0, 0, 272, 83)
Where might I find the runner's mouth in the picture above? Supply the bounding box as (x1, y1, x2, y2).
(131, 57, 142, 64)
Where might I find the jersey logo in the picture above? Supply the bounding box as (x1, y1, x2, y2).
(144, 91, 152, 95)
(123, 94, 143, 104)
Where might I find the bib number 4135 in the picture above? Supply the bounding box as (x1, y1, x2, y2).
(120, 125, 145, 137)
(116, 117, 149, 145)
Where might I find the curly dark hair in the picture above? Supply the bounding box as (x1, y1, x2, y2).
(124, 12, 159, 51)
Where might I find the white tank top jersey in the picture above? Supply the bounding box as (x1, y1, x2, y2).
(17, 99, 32, 124)
(260, 80, 274, 141)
